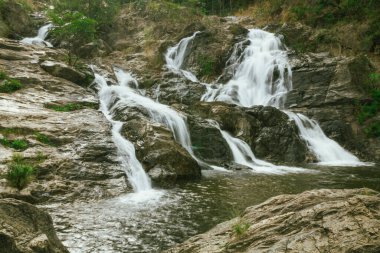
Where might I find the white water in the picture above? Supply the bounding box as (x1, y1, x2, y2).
(21, 24, 53, 47)
(202, 29, 291, 108)
(200, 29, 367, 166)
(208, 120, 306, 174)
(95, 73, 152, 192)
(113, 69, 194, 154)
(165, 31, 200, 82)
(285, 111, 370, 166)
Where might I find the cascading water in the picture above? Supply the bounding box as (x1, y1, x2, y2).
(285, 111, 366, 166)
(202, 29, 291, 108)
(21, 24, 53, 47)
(113, 69, 195, 155)
(95, 73, 152, 192)
(200, 29, 367, 166)
(209, 120, 306, 174)
(165, 31, 200, 82)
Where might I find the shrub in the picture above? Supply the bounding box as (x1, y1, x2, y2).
(232, 221, 250, 237)
(6, 154, 35, 190)
(0, 138, 28, 150)
(198, 55, 215, 77)
(35, 133, 53, 145)
(0, 71, 7, 80)
(365, 122, 380, 138)
(0, 79, 23, 93)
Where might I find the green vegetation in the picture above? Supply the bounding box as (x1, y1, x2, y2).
(364, 122, 380, 138)
(44, 102, 98, 112)
(35, 133, 54, 146)
(0, 138, 28, 150)
(6, 154, 35, 190)
(232, 220, 250, 237)
(198, 55, 216, 78)
(0, 71, 23, 93)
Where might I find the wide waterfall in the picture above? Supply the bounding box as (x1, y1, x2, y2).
(203, 29, 291, 108)
(21, 24, 53, 47)
(199, 29, 367, 166)
(95, 73, 152, 192)
(165, 31, 201, 82)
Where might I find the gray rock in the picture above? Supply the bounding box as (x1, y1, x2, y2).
(166, 188, 380, 253)
(0, 198, 69, 253)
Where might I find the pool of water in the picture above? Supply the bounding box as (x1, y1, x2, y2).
(45, 164, 380, 253)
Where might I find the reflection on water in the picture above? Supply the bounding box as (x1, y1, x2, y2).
(44, 165, 380, 253)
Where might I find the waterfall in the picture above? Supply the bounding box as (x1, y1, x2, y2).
(202, 29, 291, 108)
(21, 24, 53, 47)
(94, 73, 152, 192)
(113, 69, 194, 154)
(200, 29, 367, 166)
(165, 31, 201, 82)
(209, 120, 306, 174)
(285, 111, 365, 166)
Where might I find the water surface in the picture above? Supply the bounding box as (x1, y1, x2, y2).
(45, 164, 380, 253)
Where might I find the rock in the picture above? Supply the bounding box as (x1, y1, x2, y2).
(0, 1, 34, 39)
(166, 188, 380, 253)
(285, 53, 374, 160)
(0, 198, 69, 253)
(189, 102, 309, 164)
(115, 108, 201, 185)
(40, 60, 94, 87)
(0, 38, 127, 203)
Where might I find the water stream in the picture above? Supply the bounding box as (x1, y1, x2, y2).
(165, 31, 201, 82)
(21, 23, 53, 47)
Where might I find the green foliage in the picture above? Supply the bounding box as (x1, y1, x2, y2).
(198, 55, 215, 77)
(35, 133, 53, 146)
(232, 221, 250, 237)
(364, 122, 380, 138)
(0, 71, 7, 80)
(6, 154, 35, 190)
(45, 102, 98, 112)
(0, 78, 23, 93)
(0, 138, 28, 150)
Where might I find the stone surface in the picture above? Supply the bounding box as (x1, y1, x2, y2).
(0, 198, 69, 253)
(0, 38, 127, 203)
(166, 188, 380, 253)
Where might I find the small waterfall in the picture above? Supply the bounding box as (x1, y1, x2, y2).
(200, 29, 366, 166)
(165, 31, 200, 82)
(285, 112, 367, 166)
(95, 73, 152, 192)
(210, 121, 305, 174)
(113, 69, 194, 154)
(21, 24, 53, 47)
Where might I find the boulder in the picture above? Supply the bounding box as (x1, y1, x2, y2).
(40, 60, 94, 87)
(166, 188, 380, 253)
(0, 198, 69, 253)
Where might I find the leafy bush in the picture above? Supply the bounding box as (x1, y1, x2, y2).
(0, 79, 23, 93)
(0, 71, 7, 80)
(6, 154, 35, 190)
(198, 55, 215, 77)
(0, 138, 28, 150)
(365, 122, 380, 138)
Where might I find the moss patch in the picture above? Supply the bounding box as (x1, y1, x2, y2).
(44, 101, 98, 112)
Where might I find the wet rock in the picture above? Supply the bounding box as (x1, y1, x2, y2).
(166, 188, 380, 253)
(190, 102, 309, 164)
(116, 110, 201, 186)
(0, 198, 69, 253)
(40, 60, 94, 87)
(188, 118, 232, 164)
